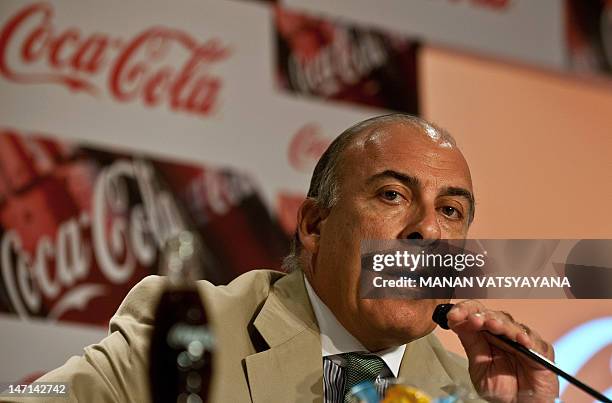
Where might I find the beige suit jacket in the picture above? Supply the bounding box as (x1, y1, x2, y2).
(3, 270, 482, 403)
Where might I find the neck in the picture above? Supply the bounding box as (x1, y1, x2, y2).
(304, 273, 408, 352)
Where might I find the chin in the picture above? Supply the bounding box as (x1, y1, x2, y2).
(359, 299, 440, 344)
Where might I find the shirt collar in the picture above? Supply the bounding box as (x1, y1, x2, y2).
(304, 275, 406, 377)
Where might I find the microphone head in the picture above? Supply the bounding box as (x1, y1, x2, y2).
(432, 303, 455, 330)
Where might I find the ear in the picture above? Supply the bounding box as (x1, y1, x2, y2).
(296, 198, 329, 254)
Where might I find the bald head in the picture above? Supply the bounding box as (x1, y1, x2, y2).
(307, 113, 464, 209)
(344, 114, 457, 150)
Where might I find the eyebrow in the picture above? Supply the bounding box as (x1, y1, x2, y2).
(366, 170, 475, 221)
(366, 170, 420, 188)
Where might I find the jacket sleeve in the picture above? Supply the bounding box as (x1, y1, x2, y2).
(1, 275, 165, 403)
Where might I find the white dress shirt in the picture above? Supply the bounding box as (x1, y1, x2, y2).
(303, 275, 406, 376)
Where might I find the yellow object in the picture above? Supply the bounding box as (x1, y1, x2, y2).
(382, 385, 432, 403)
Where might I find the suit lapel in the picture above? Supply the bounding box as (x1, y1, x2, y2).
(243, 272, 462, 402)
(245, 271, 324, 403)
(397, 334, 456, 398)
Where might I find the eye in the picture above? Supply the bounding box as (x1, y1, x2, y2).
(380, 190, 400, 202)
(377, 187, 410, 205)
(439, 206, 462, 220)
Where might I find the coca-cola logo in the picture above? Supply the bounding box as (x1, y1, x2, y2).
(0, 158, 185, 321)
(286, 27, 388, 97)
(287, 123, 330, 172)
(0, 2, 231, 116)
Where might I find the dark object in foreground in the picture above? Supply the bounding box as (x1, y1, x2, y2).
(150, 232, 214, 403)
(432, 303, 612, 403)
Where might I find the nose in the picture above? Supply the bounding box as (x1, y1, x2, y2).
(402, 207, 441, 241)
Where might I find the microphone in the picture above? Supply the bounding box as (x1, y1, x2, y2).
(432, 303, 612, 403)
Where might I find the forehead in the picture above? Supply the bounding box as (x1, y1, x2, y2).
(340, 122, 472, 191)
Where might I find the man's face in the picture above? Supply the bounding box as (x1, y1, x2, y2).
(304, 122, 474, 350)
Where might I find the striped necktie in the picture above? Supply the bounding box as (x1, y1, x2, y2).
(341, 352, 386, 402)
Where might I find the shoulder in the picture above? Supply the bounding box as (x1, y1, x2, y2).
(113, 269, 286, 325)
(198, 269, 286, 324)
(112, 275, 166, 326)
(199, 269, 286, 300)
(114, 270, 285, 324)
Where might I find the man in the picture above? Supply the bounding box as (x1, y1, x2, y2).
(4, 114, 558, 403)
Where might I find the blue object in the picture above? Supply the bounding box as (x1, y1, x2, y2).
(349, 380, 380, 403)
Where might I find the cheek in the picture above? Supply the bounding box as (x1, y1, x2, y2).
(326, 204, 372, 242)
(438, 218, 469, 238)
(317, 212, 361, 268)
(358, 203, 412, 238)
(321, 202, 416, 261)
